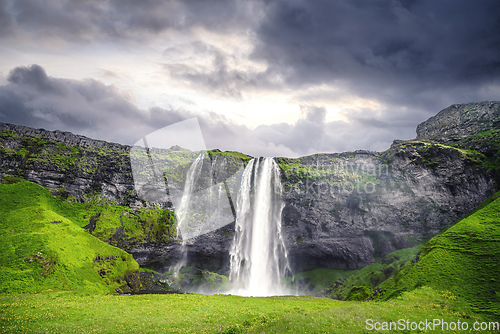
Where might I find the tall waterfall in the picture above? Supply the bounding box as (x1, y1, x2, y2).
(229, 157, 291, 296)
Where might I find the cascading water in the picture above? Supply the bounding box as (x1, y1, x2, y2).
(229, 157, 291, 296)
(172, 152, 206, 275)
(172, 152, 241, 276)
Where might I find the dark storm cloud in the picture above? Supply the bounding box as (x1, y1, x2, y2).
(0, 65, 150, 142)
(253, 0, 500, 111)
(7, 64, 67, 94)
(2, 0, 260, 42)
(164, 42, 253, 98)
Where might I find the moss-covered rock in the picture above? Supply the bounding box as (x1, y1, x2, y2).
(345, 286, 374, 301)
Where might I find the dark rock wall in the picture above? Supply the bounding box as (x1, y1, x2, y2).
(0, 122, 137, 205)
(279, 143, 496, 272)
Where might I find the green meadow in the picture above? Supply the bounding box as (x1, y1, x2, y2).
(1, 287, 496, 333)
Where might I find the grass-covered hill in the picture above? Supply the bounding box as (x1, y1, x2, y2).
(0, 176, 175, 295)
(376, 190, 500, 319)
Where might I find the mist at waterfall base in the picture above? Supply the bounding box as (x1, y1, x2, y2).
(173, 154, 293, 297)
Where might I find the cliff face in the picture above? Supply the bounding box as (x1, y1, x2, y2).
(416, 101, 500, 142)
(279, 142, 496, 272)
(0, 122, 137, 205)
(1, 101, 499, 275)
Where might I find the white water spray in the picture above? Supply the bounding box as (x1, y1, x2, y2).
(229, 157, 291, 296)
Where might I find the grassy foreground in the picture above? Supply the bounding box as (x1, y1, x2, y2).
(1, 287, 497, 333)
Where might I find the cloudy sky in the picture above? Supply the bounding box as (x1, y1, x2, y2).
(0, 0, 499, 157)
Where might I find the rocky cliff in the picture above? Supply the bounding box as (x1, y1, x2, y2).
(1, 101, 499, 275)
(279, 141, 497, 272)
(0, 122, 136, 205)
(416, 101, 500, 142)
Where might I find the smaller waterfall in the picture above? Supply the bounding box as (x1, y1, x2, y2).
(172, 153, 206, 275)
(171, 152, 241, 276)
(229, 157, 291, 296)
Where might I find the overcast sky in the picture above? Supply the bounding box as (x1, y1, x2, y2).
(0, 0, 499, 157)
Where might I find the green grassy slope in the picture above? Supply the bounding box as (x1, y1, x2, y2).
(0, 177, 139, 294)
(377, 191, 500, 319)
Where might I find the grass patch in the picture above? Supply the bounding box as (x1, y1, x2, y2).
(0, 287, 494, 333)
(208, 149, 253, 163)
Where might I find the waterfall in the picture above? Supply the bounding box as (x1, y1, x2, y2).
(172, 152, 206, 275)
(172, 152, 241, 276)
(229, 157, 291, 296)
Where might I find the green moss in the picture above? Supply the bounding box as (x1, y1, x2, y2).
(139, 267, 159, 274)
(462, 107, 477, 114)
(1, 175, 24, 184)
(345, 285, 374, 301)
(0, 130, 19, 139)
(277, 156, 376, 188)
(208, 149, 253, 162)
(446, 129, 500, 170)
